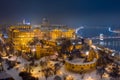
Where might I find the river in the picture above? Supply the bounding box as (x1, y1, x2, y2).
(78, 26, 120, 52)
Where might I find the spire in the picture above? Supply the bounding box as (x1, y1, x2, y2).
(23, 19, 25, 25)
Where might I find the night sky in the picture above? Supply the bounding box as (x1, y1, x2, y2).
(0, 0, 120, 26)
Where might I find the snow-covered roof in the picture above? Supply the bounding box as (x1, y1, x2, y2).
(0, 71, 13, 79)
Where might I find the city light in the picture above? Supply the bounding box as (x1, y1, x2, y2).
(85, 76, 94, 80)
(86, 51, 89, 55)
(0, 22, 120, 80)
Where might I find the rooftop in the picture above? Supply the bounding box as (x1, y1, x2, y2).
(0, 71, 13, 79)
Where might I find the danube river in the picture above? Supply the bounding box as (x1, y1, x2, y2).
(78, 26, 120, 52)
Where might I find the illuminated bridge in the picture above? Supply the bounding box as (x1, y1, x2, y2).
(91, 36, 120, 40)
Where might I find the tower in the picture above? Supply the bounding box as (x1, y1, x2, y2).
(99, 33, 104, 40)
(41, 18, 50, 27)
(23, 19, 26, 25)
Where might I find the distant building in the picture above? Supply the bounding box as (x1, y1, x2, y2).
(41, 18, 50, 27)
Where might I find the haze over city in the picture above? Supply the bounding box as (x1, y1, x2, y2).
(0, 0, 120, 25)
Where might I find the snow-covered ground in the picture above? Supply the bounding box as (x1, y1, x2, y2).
(1, 56, 112, 80)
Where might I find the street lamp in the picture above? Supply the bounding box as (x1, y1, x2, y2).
(32, 48, 36, 57)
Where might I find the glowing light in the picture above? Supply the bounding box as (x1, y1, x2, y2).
(32, 48, 36, 52)
(111, 53, 115, 56)
(72, 42, 75, 45)
(85, 76, 93, 80)
(75, 26, 84, 34)
(66, 75, 73, 80)
(103, 73, 109, 78)
(91, 45, 96, 49)
(86, 51, 89, 55)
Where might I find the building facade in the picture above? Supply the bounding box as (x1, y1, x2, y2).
(65, 48, 98, 72)
(8, 24, 75, 59)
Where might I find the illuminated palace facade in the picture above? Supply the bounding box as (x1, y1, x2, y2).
(8, 19, 76, 59)
(7, 19, 100, 73)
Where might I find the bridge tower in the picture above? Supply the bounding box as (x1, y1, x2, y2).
(99, 33, 104, 40)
